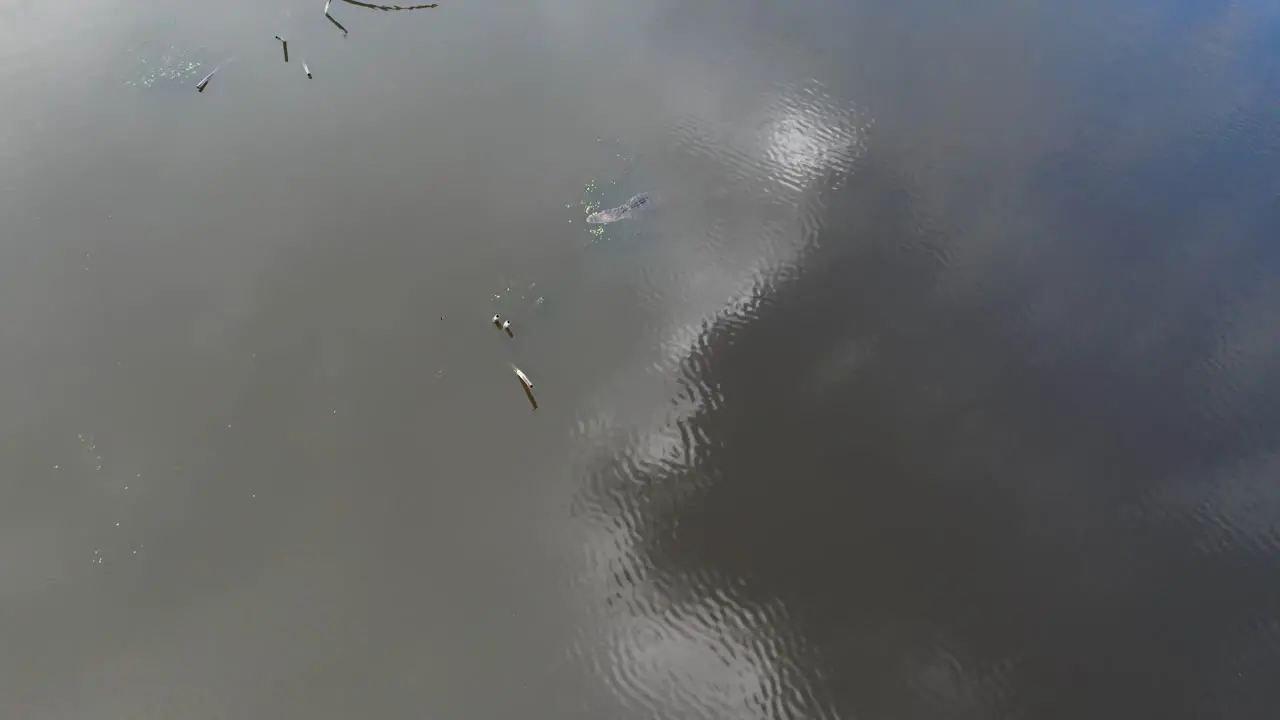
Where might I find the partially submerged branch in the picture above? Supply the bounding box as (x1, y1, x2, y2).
(342, 0, 439, 10)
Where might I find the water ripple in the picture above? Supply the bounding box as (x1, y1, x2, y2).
(573, 410, 831, 719)
(589, 571, 820, 719)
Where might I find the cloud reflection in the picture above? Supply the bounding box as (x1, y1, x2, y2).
(574, 1, 1280, 718)
(572, 80, 869, 720)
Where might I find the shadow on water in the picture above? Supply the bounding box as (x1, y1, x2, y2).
(579, 89, 1280, 718)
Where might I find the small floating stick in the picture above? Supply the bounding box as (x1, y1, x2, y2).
(511, 364, 533, 390)
(325, 11, 349, 35)
(195, 56, 237, 93)
(512, 365, 537, 410)
(274, 36, 289, 62)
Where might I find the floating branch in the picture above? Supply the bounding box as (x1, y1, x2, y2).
(342, 0, 439, 10)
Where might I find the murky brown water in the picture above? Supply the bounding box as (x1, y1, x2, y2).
(3, 0, 1280, 717)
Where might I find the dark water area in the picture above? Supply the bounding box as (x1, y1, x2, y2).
(3, 0, 1280, 717)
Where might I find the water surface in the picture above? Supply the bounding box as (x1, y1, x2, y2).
(2, 0, 1280, 718)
